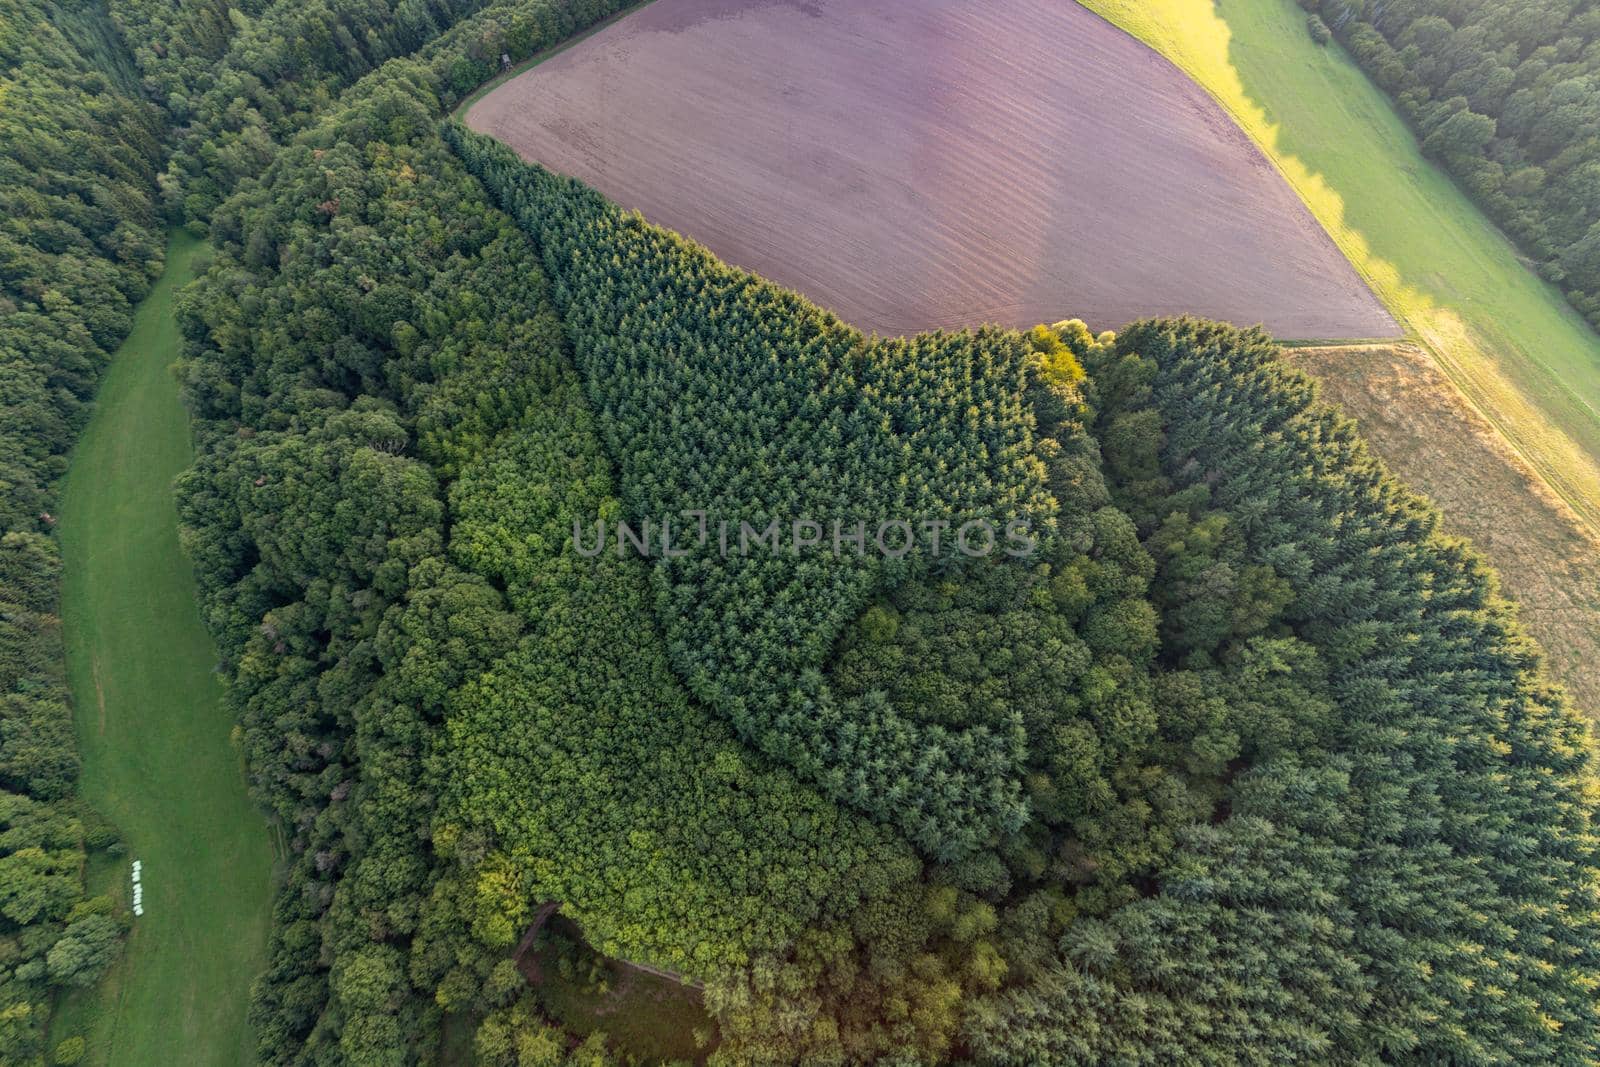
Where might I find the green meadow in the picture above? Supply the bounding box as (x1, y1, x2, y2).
(1079, 0, 1600, 532)
(51, 231, 276, 1066)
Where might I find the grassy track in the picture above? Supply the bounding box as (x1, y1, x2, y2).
(1077, 0, 1600, 533)
(52, 231, 276, 1066)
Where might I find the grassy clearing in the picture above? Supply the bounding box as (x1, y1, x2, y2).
(536, 969, 710, 1065)
(437, 1013, 479, 1065)
(1287, 344, 1600, 717)
(530, 920, 714, 1064)
(1077, 0, 1600, 534)
(50, 230, 277, 1066)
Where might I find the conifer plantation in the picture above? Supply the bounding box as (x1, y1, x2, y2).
(6, 0, 1600, 1063)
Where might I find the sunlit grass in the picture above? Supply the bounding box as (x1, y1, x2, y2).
(50, 231, 277, 1067)
(1079, 0, 1600, 531)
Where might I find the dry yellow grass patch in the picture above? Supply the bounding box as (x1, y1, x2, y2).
(1288, 344, 1600, 717)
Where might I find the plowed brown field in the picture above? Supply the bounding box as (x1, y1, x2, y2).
(466, 0, 1396, 339)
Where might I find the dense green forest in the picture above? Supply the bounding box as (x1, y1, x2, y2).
(967, 317, 1600, 1062)
(170, 65, 1600, 1054)
(9, 0, 1600, 1061)
(449, 131, 1068, 858)
(0, 0, 641, 1061)
(0, 0, 168, 1058)
(168, 65, 606, 1063)
(449, 134, 1600, 1063)
(1308, 0, 1600, 330)
(106, 0, 633, 222)
(167, 57, 1015, 1064)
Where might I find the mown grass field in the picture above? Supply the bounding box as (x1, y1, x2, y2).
(1078, 0, 1600, 535)
(51, 231, 277, 1066)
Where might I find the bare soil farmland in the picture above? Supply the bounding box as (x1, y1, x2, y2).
(465, 0, 1397, 339)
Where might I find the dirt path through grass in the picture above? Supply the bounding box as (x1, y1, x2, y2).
(52, 230, 276, 1066)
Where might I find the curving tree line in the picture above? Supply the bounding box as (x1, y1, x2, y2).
(170, 61, 997, 1065)
(446, 128, 1600, 1061)
(964, 318, 1600, 1063)
(106, 0, 637, 223)
(1310, 0, 1600, 329)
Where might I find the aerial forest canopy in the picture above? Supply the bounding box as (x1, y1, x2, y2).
(447, 130, 1600, 1063)
(0, 0, 638, 1059)
(164, 63, 1600, 1054)
(106, 0, 637, 221)
(8, 0, 1600, 1062)
(1308, 0, 1600, 330)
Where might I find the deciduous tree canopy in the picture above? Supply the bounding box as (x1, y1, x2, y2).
(1310, 0, 1600, 330)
